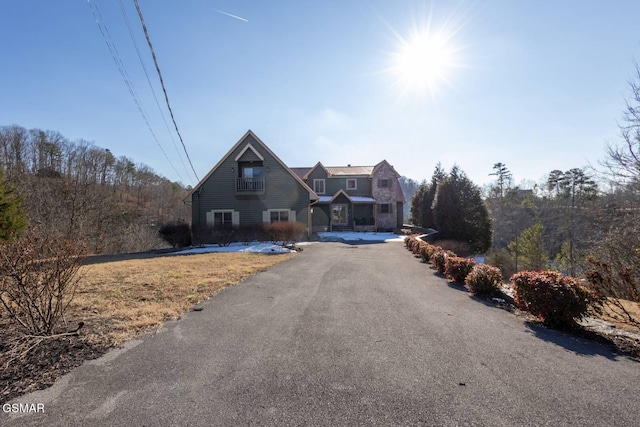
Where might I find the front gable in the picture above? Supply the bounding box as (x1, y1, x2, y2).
(185, 130, 317, 202)
(234, 142, 264, 162)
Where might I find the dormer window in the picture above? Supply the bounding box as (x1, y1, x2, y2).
(346, 179, 357, 190)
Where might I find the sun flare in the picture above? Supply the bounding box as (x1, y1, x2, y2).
(397, 33, 454, 88)
(389, 22, 465, 99)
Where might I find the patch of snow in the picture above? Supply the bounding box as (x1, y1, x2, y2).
(318, 231, 405, 242)
(175, 242, 294, 255)
(350, 196, 376, 203)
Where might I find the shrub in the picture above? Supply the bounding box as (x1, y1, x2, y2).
(445, 256, 476, 283)
(432, 249, 455, 274)
(511, 270, 603, 329)
(435, 240, 473, 257)
(158, 221, 192, 249)
(0, 229, 86, 335)
(212, 224, 235, 247)
(466, 264, 503, 296)
(263, 222, 305, 247)
(235, 224, 264, 245)
(412, 239, 423, 255)
(419, 242, 436, 263)
(404, 235, 413, 248)
(405, 235, 420, 253)
(191, 224, 212, 246)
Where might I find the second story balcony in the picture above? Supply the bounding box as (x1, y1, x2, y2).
(236, 177, 265, 193)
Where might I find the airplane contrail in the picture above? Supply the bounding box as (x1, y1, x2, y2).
(213, 9, 248, 22)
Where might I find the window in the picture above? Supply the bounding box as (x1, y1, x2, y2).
(379, 203, 392, 214)
(206, 210, 237, 227)
(313, 179, 326, 194)
(215, 212, 232, 225)
(270, 210, 289, 222)
(237, 162, 265, 192)
(242, 166, 263, 180)
(379, 179, 390, 188)
(346, 179, 357, 190)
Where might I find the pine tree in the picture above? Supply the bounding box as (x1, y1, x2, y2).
(0, 167, 26, 241)
(432, 165, 492, 253)
(508, 223, 548, 271)
(409, 163, 445, 228)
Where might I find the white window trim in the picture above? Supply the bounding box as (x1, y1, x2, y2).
(313, 179, 326, 194)
(206, 210, 239, 226)
(346, 178, 357, 190)
(263, 209, 296, 223)
(234, 143, 265, 161)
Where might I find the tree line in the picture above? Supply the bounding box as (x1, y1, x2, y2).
(0, 124, 190, 254)
(406, 62, 640, 327)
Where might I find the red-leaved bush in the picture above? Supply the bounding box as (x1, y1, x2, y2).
(431, 249, 455, 274)
(511, 270, 603, 328)
(420, 242, 437, 263)
(444, 256, 476, 283)
(465, 264, 503, 296)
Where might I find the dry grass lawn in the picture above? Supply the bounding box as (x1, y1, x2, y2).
(71, 252, 295, 346)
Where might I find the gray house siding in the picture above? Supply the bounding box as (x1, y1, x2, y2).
(327, 177, 371, 197)
(311, 204, 330, 232)
(191, 133, 312, 229)
(306, 168, 371, 197)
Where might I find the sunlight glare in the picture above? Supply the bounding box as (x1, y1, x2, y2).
(386, 8, 470, 101)
(397, 32, 454, 89)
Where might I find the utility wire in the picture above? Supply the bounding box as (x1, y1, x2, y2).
(117, 0, 192, 183)
(133, 0, 200, 182)
(85, 0, 187, 184)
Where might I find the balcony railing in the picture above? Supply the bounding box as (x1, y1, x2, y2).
(236, 177, 265, 193)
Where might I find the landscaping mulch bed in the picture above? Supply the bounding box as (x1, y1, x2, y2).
(0, 318, 108, 405)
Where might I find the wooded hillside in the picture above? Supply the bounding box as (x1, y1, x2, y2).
(0, 124, 190, 254)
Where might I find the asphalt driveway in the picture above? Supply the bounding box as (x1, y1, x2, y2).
(3, 241, 639, 426)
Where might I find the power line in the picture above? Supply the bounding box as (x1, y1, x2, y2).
(85, 0, 187, 184)
(117, 0, 192, 182)
(133, 0, 200, 182)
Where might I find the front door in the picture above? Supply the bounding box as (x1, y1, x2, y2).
(331, 204, 348, 225)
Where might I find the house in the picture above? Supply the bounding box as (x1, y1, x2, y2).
(184, 130, 405, 240)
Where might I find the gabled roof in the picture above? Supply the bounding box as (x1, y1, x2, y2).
(299, 161, 331, 180)
(326, 166, 374, 176)
(184, 130, 317, 202)
(290, 162, 400, 178)
(290, 167, 311, 180)
(233, 142, 264, 161)
(316, 189, 376, 204)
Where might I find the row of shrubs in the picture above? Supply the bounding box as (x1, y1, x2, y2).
(159, 221, 306, 249)
(404, 235, 603, 329)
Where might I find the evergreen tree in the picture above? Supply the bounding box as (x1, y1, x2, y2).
(432, 165, 492, 253)
(0, 167, 26, 241)
(409, 163, 445, 228)
(508, 223, 548, 271)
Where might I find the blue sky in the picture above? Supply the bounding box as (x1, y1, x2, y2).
(2, 1, 639, 189)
